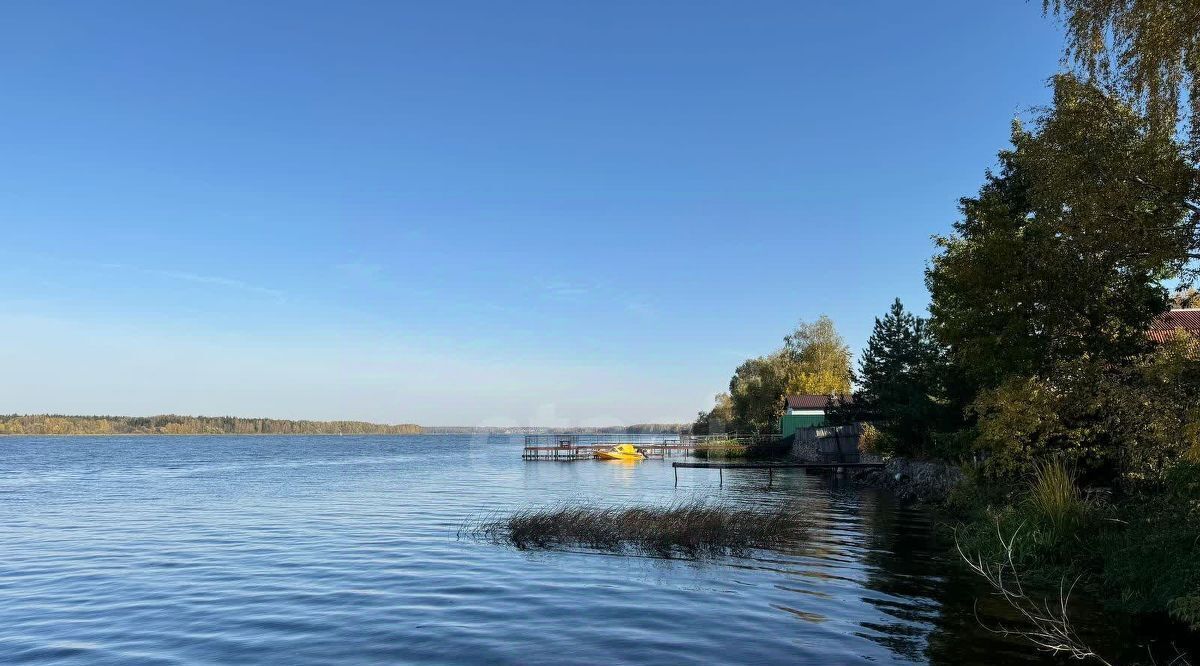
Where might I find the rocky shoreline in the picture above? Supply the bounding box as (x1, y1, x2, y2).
(852, 458, 964, 504)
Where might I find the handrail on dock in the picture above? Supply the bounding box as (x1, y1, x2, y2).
(522, 443, 743, 461)
(520, 433, 747, 461)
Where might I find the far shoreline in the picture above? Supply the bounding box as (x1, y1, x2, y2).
(0, 414, 687, 437)
(0, 431, 686, 437)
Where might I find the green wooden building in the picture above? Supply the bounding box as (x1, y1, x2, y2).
(778, 394, 850, 438)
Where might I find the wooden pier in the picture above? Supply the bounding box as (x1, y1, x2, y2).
(521, 434, 749, 461)
(671, 461, 884, 487)
(522, 444, 662, 461)
(520, 433, 880, 488)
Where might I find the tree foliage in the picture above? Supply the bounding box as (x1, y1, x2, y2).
(942, 9, 1200, 634)
(0, 414, 423, 435)
(928, 75, 1198, 392)
(853, 299, 950, 457)
(1044, 0, 1200, 150)
(926, 76, 1200, 483)
(728, 354, 793, 435)
(1173, 287, 1200, 308)
(690, 393, 733, 435)
(712, 316, 851, 435)
(780, 315, 854, 396)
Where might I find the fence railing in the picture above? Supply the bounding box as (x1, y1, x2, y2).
(679, 433, 774, 447)
(521, 432, 759, 461)
(520, 429, 873, 462)
(522, 433, 681, 448)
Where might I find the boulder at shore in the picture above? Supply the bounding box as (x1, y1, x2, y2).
(854, 458, 964, 504)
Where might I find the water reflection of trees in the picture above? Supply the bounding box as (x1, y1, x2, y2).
(723, 471, 1050, 663)
(853, 489, 1047, 664)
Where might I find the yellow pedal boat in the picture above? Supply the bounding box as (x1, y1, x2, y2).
(593, 443, 646, 461)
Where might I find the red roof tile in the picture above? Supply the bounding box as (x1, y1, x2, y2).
(784, 394, 851, 410)
(1149, 309, 1200, 343)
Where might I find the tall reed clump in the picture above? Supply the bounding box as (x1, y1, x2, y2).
(857, 424, 882, 457)
(468, 502, 810, 556)
(1025, 458, 1089, 545)
(952, 459, 1114, 662)
(693, 439, 747, 459)
(952, 457, 1096, 577)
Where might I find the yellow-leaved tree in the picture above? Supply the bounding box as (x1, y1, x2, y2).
(724, 315, 852, 434)
(781, 315, 852, 396)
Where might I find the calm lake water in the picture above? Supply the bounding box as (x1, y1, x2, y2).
(0, 435, 1155, 664)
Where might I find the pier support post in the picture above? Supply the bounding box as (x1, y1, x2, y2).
(719, 468, 723, 487)
(674, 466, 678, 487)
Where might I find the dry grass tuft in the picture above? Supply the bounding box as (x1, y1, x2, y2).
(466, 502, 810, 556)
(1026, 458, 1088, 541)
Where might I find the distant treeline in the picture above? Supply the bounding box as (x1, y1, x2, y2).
(422, 424, 688, 434)
(0, 415, 687, 436)
(587, 424, 687, 434)
(0, 414, 424, 435)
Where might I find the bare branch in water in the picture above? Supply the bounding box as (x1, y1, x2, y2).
(955, 520, 1113, 665)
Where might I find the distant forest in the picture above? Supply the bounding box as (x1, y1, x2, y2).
(0, 414, 423, 435)
(0, 415, 687, 436)
(423, 424, 688, 435)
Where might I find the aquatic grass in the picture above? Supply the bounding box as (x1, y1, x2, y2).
(952, 458, 1096, 575)
(468, 502, 811, 557)
(693, 441, 748, 459)
(693, 438, 789, 460)
(1025, 458, 1088, 543)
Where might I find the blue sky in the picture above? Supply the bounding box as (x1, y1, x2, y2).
(0, 1, 1065, 426)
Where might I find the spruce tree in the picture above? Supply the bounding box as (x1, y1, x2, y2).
(856, 298, 945, 456)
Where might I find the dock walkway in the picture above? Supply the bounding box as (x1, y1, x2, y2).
(521, 433, 750, 461)
(671, 460, 883, 487)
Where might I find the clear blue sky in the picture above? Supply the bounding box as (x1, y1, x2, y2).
(0, 1, 1065, 426)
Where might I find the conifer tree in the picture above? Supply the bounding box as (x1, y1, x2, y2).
(855, 298, 947, 456)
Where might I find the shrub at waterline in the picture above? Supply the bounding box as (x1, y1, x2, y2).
(1093, 462, 1200, 630)
(953, 459, 1200, 632)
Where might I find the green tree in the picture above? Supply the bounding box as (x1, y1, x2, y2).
(691, 392, 733, 435)
(728, 354, 792, 434)
(928, 76, 1200, 481)
(1044, 0, 1200, 152)
(928, 75, 1198, 393)
(726, 316, 852, 434)
(854, 298, 948, 457)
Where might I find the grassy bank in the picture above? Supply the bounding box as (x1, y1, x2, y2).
(468, 502, 810, 556)
(947, 459, 1200, 647)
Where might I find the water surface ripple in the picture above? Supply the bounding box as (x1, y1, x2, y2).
(0, 435, 1094, 664)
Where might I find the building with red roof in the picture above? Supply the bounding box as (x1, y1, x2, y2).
(1149, 308, 1200, 344)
